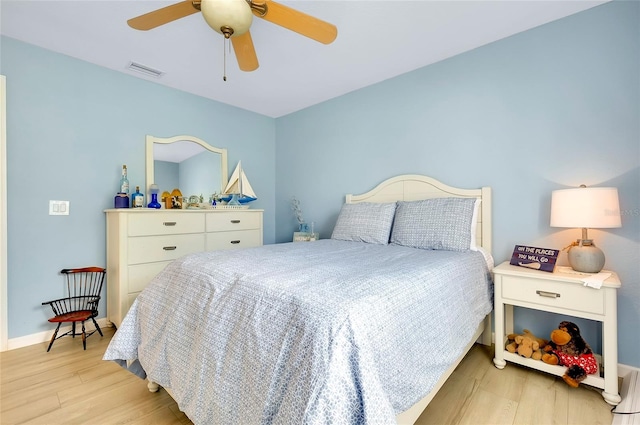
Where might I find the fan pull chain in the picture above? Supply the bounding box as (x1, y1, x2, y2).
(223, 37, 227, 82)
(220, 26, 235, 82)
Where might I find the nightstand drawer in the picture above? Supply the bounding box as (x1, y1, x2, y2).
(501, 276, 604, 315)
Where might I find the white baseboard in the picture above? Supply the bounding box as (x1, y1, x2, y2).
(619, 364, 640, 378)
(6, 318, 113, 350)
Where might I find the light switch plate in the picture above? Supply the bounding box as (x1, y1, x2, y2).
(49, 200, 69, 215)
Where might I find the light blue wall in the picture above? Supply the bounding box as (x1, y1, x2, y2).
(1, 36, 276, 338)
(275, 1, 639, 367)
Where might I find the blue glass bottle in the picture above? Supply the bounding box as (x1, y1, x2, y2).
(120, 165, 129, 195)
(114, 192, 129, 208)
(147, 184, 161, 209)
(131, 186, 144, 208)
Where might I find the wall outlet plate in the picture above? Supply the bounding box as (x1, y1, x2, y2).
(49, 200, 69, 215)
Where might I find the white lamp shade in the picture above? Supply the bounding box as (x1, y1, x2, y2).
(201, 0, 253, 36)
(550, 187, 621, 229)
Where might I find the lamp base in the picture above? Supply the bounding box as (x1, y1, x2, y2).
(567, 239, 605, 273)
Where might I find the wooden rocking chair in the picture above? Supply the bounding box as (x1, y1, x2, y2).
(41, 267, 106, 352)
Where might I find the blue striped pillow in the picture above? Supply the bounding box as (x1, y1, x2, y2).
(390, 198, 478, 251)
(331, 202, 397, 245)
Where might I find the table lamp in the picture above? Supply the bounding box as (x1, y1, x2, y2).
(550, 185, 621, 273)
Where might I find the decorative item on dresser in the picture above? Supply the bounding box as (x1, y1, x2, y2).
(220, 160, 257, 205)
(105, 208, 263, 328)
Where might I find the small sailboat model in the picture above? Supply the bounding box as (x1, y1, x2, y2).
(221, 161, 257, 204)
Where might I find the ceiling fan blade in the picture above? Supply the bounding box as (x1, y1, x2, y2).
(231, 31, 259, 72)
(252, 1, 337, 45)
(127, 1, 200, 31)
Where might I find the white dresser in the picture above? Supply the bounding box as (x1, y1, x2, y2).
(105, 208, 263, 328)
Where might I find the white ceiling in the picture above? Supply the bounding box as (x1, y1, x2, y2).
(1, 0, 608, 118)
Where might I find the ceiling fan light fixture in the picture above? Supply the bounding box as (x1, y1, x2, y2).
(201, 0, 253, 37)
(126, 0, 337, 75)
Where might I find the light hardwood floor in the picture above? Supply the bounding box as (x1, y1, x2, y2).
(1, 326, 614, 425)
(416, 344, 613, 425)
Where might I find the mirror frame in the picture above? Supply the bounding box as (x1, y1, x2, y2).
(145, 134, 228, 199)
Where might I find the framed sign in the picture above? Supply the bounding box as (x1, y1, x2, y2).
(510, 245, 559, 272)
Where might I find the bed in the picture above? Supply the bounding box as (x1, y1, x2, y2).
(104, 174, 494, 425)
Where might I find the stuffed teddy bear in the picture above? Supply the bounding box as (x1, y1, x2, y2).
(505, 329, 547, 360)
(542, 321, 598, 388)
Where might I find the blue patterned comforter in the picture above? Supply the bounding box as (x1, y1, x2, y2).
(104, 240, 493, 424)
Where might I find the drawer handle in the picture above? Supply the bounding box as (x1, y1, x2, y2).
(230, 220, 241, 224)
(163, 246, 177, 251)
(536, 290, 560, 298)
(163, 222, 177, 226)
(230, 240, 241, 244)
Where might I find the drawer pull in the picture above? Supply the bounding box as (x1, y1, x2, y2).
(163, 246, 177, 251)
(230, 220, 241, 224)
(163, 222, 177, 226)
(230, 240, 241, 244)
(536, 290, 560, 299)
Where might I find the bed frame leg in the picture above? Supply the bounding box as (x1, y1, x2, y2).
(148, 380, 160, 393)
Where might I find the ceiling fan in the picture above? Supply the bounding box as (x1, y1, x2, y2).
(127, 0, 338, 73)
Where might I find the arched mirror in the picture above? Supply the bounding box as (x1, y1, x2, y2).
(145, 135, 228, 201)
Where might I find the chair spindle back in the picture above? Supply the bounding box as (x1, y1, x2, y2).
(61, 267, 106, 314)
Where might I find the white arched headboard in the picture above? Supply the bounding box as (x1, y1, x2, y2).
(346, 174, 492, 254)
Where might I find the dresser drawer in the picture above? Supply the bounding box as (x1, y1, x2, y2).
(206, 230, 262, 251)
(501, 275, 604, 315)
(128, 261, 171, 293)
(128, 234, 205, 265)
(206, 212, 260, 232)
(128, 212, 205, 236)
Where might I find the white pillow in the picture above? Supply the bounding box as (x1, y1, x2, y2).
(331, 202, 397, 245)
(390, 197, 479, 251)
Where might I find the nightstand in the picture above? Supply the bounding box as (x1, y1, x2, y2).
(492, 261, 621, 405)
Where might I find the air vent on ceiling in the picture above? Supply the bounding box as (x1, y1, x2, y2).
(126, 61, 164, 78)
